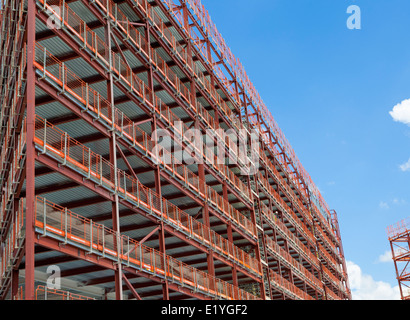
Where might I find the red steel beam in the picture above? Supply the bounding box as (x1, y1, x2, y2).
(25, 0, 36, 300)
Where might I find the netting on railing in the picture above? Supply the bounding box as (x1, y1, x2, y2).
(176, 0, 333, 220)
(35, 286, 96, 300)
(257, 172, 315, 245)
(78, 0, 250, 173)
(387, 218, 410, 239)
(0, 198, 25, 291)
(321, 264, 344, 293)
(264, 236, 323, 292)
(268, 269, 315, 300)
(34, 38, 256, 234)
(14, 285, 96, 300)
(260, 202, 320, 268)
(33, 12, 253, 202)
(0, 119, 26, 219)
(33, 196, 260, 300)
(259, 152, 310, 220)
(33, 115, 261, 277)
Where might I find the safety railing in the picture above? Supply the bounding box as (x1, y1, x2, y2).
(0, 89, 23, 162)
(314, 222, 339, 259)
(175, 0, 333, 224)
(99, 0, 250, 160)
(13, 286, 24, 300)
(264, 236, 323, 293)
(268, 269, 315, 301)
(0, 121, 26, 229)
(387, 218, 410, 240)
(139, 0, 245, 131)
(311, 203, 337, 243)
(0, 43, 26, 176)
(257, 172, 315, 245)
(32, 0, 340, 292)
(33, 39, 255, 236)
(259, 202, 320, 269)
(0, 198, 25, 296)
(34, 196, 260, 300)
(0, 0, 26, 134)
(33, 3, 253, 204)
(13, 285, 96, 300)
(36, 286, 96, 300)
(43, 0, 249, 162)
(317, 242, 342, 277)
(322, 264, 344, 293)
(259, 150, 312, 223)
(135, 2, 343, 292)
(33, 116, 261, 277)
(325, 287, 340, 301)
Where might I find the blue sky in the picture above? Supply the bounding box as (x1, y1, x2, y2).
(202, 0, 410, 299)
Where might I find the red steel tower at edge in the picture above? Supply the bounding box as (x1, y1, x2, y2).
(387, 218, 410, 300)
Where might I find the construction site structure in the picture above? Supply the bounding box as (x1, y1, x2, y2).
(387, 218, 410, 300)
(0, 0, 351, 300)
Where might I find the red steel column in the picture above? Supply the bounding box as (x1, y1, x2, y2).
(390, 238, 404, 299)
(106, 19, 124, 301)
(152, 115, 170, 300)
(25, 0, 36, 301)
(146, 15, 170, 299)
(184, 2, 216, 286)
(223, 183, 238, 286)
(244, 95, 267, 300)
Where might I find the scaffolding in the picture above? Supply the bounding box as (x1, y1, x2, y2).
(387, 218, 410, 300)
(0, 0, 351, 300)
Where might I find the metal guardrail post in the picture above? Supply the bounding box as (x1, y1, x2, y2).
(41, 118, 47, 154)
(39, 47, 47, 80)
(82, 83, 89, 113)
(102, 226, 105, 258)
(127, 237, 130, 267)
(193, 269, 197, 292)
(88, 219, 93, 255)
(136, 179, 139, 208)
(93, 32, 98, 60)
(61, 0, 66, 30)
(42, 198, 46, 236)
(40, 0, 47, 12)
(120, 113, 124, 138)
(58, 62, 65, 95)
(87, 149, 91, 180)
(96, 92, 100, 120)
(131, 123, 136, 147)
(62, 132, 67, 166)
(148, 191, 153, 216)
(138, 244, 143, 271)
(151, 250, 155, 275)
(64, 207, 68, 244)
(99, 156, 103, 186)
(80, 21, 87, 50)
(123, 174, 127, 200)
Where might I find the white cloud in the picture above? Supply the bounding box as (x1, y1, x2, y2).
(393, 198, 407, 205)
(378, 250, 393, 263)
(347, 261, 400, 300)
(390, 99, 410, 125)
(400, 158, 410, 172)
(379, 201, 389, 210)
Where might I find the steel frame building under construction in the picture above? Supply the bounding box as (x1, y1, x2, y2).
(0, 0, 351, 300)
